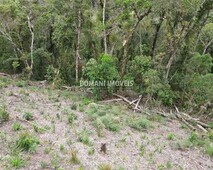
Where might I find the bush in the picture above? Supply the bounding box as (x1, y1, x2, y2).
(67, 112, 77, 125)
(129, 117, 151, 131)
(12, 122, 22, 131)
(100, 114, 121, 132)
(82, 54, 119, 99)
(126, 55, 174, 106)
(23, 112, 33, 121)
(181, 53, 213, 109)
(16, 132, 39, 153)
(10, 155, 25, 169)
(0, 106, 9, 123)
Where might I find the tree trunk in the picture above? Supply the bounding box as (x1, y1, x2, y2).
(27, 12, 34, 79)
(76, 9, 81, 83)
(103, 0, 107, 54)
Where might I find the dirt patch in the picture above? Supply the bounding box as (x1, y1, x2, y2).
(0, 85, 212, 170)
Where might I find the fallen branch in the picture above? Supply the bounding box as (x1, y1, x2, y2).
(134, 95, 142, 112)
(101, 98, 123, 103)
(0, 72, 10, 77)
(174, 106, 209, 132)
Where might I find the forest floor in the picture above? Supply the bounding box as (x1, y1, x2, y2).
(0, 78, 213, 170)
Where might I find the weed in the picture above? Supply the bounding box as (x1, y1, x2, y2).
(16, 80, 27, 87)
(16, 132, 39, 153)
(23, 112, 33, 121)
(129, 117, 151, 131)
(167, 133, 175, 140)
(59, 144, 65, 152)
(44, 147, 51, 154)
(70, 150, 80, 164)
(67, 112, 77, 125)
(40, 161, 48, 169)
(51, 153, 61, 169)
(101, 114, 121, 132)
(9, 155, 24, 169)
(12, 122, 22, 131)
(139, 145, 145, 156)
(71, 103, 77, 110)
(79, 103, 85, 112)
(98, 164, 112, 170)
(0, 106, 9, 123)
(205, 144, 213, 157)
(93, 118, 105, 136)
(88, 147, 95, 155)
(78, 128, 90, 145)
(188, 132, 205, 146)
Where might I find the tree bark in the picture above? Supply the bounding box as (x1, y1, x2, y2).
(76, 9, 81, 83)
(120, 8, 151, 79)
(27, 12, 34, 78)
(151, 11, 165, 58)
(103, 0, 107, 54)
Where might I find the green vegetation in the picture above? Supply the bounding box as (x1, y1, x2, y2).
(12, 122, 22, 131)
(129, 117, 151, 131)
(0, 106, 9, 123)
(167, 133, 175, 140)
(78, 128, 90, 145)
(98, 164, 112, 170)
(67, 112, 77, 125)
(16, 132, 39, 153)
(23, 112, 33, 121)
(70, 150, 80, 164)
(9, 155, 25, 169)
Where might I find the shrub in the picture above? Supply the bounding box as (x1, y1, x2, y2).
(167, 133, 175, 140)
(205, 144, 213, 157)
(10, 155, 24, 169)
(23, 112, 33, 121)
(101, 114, 121, 132)
(82, 54, 119, 99)
(129, 117, 151, 131)
(98, 164, 112, 170)
(67, 112, 77, 125)
(126, 55, 174, 106)
(70, 150, 80, 164)
(16, 132, 39, 153)
(0, 106, 9, 123)
(78, 128, 90, 145)
(12, 122, 22, 131)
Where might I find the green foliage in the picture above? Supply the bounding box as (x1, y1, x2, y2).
(129, 117, 151, 131)
(67, 112, 77, 125)
(9, 155, 25, 169)
(126, 55, 174, 106)
(205, 144, 213, 157)
(45, 65, 63, 88)
(0, 76, 12, 88)
(100, 114, 121, 132)
(32, 48, 52, 80)
(167, 133, 175, 140)
(0, 106, 9, 123)
(82, 54, 119, 99)
(12, 122, 22, 131)
(16, 132, 39, 153)
(23, 112, 33, 121)
(185, 53, 212, 75)
(178, 53, 213, 109)
(78, 128, 90, 145)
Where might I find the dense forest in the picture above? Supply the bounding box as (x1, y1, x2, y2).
(1, 0, 213, 169)
(0, 0, 213, 111)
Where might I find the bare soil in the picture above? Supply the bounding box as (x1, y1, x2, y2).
(0, 85, 212, 170)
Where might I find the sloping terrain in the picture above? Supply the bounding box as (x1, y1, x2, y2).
(0, 81, 212, 170)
